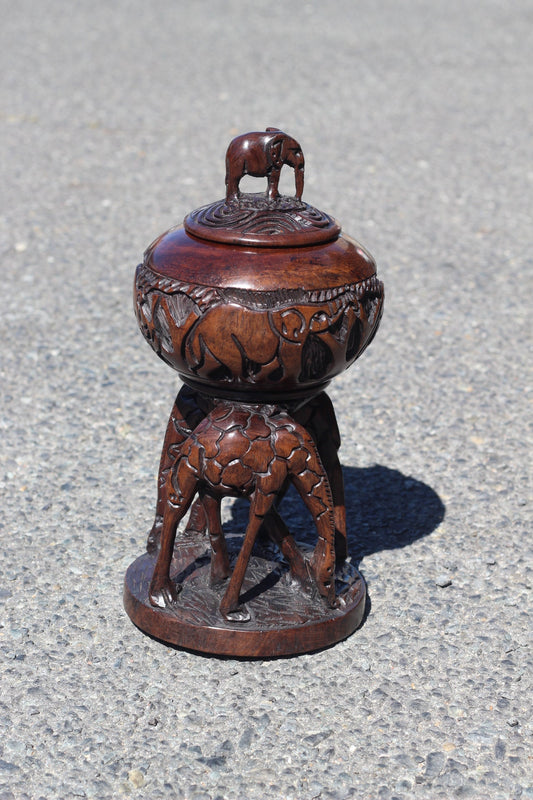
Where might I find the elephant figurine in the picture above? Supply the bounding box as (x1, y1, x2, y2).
(225, 128, 305, 202)
(149, 401, 338, 622)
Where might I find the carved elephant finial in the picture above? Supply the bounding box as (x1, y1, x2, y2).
(225, 128, 305, 203)
(149, 402, 337, 622)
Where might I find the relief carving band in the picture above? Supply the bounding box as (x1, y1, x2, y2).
(124, 128, 385, 657)
(135, 262, 384, 394)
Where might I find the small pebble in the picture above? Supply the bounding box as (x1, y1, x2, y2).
(128, 769, 145, 788)
(507, 719, 519, 727)
(435, 576, 453, 588)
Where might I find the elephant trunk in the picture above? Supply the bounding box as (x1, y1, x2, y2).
(294, 163, 304, 201)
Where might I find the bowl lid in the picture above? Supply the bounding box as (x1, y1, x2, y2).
(183, 128, 341, 248)
(144, 226, 376, 292)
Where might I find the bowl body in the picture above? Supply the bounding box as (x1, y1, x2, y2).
(135, 226, 384, 401)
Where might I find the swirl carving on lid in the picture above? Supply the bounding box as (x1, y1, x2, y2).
(185, 195, 340, 246)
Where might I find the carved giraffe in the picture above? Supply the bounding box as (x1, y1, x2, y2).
(149, 401, 338, 621)
(146, 387, 348, 563)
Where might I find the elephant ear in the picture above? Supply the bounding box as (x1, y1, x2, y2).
(269, 138, 284, 169)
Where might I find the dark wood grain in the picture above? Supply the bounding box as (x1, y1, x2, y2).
(124, 537, 366, 658)
(125, 129, 383, 656)
(144, 226, 375, 289)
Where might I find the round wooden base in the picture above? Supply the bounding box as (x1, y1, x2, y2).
(124, 534, 366, 658)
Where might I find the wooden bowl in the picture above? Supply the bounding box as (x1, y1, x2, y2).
(135, 224, 383, 403)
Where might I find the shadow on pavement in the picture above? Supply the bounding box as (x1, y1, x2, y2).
(342, 464, 445, 562)
(226, 464, 445, 565)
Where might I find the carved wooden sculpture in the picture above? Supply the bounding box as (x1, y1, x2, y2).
(124, 129, 384, 657)
(225, 128, 304, 201)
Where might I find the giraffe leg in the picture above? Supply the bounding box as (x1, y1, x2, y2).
(183, 498, 207, 538)
(296, 392, 347, 562)
(316, 436, 347, 562)
(219, 491, 276, 622)
(288, 425, 338, 608)
(310, 534, 338, 608)
(149, 465, 196, 608)
(202, 493, 231, 586)
(147, 386, 211, 553)
(261, 506, 314, 593)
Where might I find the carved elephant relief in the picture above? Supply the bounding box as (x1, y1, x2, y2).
(183, 301, 358, 385)
(135, 265, 384, 392)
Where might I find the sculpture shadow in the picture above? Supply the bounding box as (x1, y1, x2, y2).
(226, 464, 445, 566)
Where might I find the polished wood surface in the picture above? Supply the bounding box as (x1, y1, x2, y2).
(124, 535, 366, 658)
(125, 129, 384, 656)
(145, 226, 374, 289)
(225, 128, 305, 203)
(135, 237, 383, 399)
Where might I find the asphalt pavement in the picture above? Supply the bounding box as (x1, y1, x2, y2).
(1, 1, 531, 798)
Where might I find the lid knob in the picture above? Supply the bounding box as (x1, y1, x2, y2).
(184, 128, 341, 247)
(225, 127, 305, 203)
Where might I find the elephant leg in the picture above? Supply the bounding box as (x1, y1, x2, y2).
(267, 168, 281, 201)
(225, 165, 241, 202)
(202, 493, 231, 586)
(219, 490, 276, 622)
(149, 466, 196, 608)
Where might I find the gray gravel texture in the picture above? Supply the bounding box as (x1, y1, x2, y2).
(1, 1, 532, 798)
